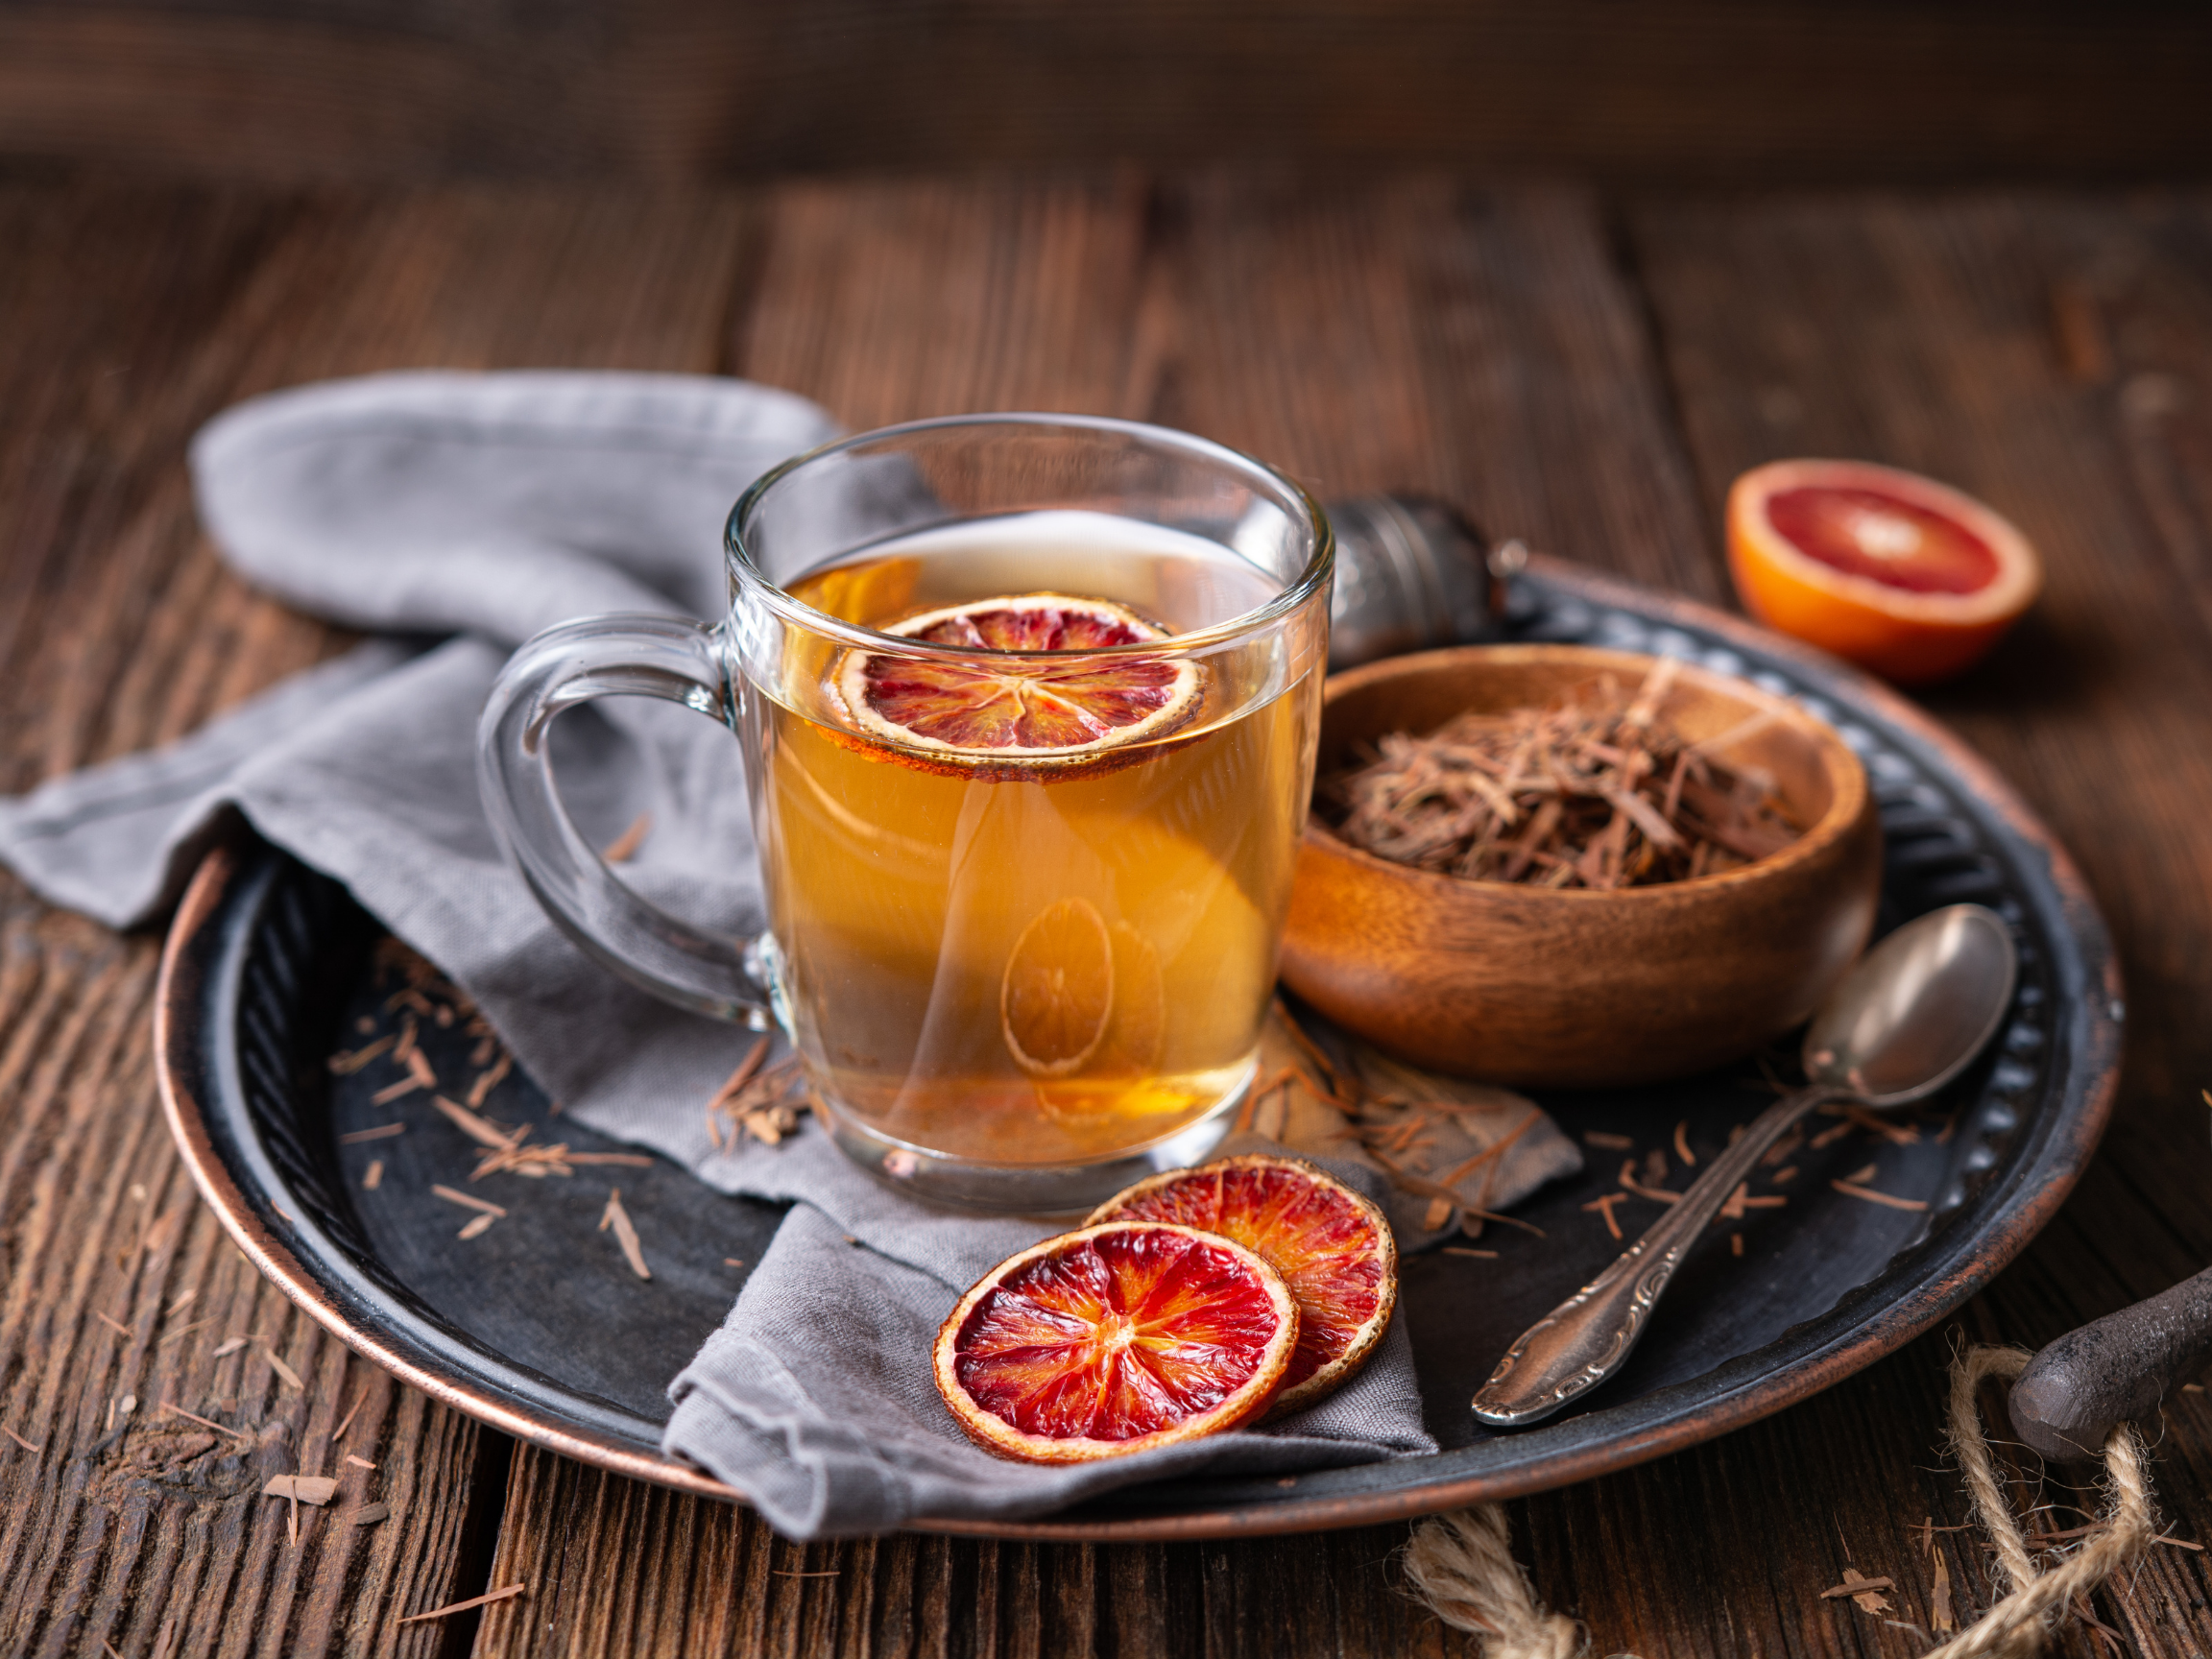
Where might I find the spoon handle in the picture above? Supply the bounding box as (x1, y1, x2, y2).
(1472, 1084, 1858, 1429)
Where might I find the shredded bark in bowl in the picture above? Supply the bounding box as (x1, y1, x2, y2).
(1322, 661, 1805, 889)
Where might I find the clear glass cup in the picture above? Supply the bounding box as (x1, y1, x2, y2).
(478, 414, 1333, 1210)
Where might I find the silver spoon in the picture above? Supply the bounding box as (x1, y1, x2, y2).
(1471, 902, 2018, 1430)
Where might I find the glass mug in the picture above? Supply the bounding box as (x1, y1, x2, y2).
(478, 415, 1333, 1210)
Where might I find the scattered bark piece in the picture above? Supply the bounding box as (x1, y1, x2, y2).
(5, 1427, 42, 1453)
(600, 1189, 651, 1280)
(156, 1318, 213, 1348)
(468, 1051, 515, 1109)
(264, 1349, 305, 1392)
(1818, 1103, 1918, 1145)
(1581, 1193, 1625, 1240)
(397, 1584, 526, 1625)
(1830, 1181, 1928, 1213)
(431, 1185, 506, 1217)
(95, 1310, 134, 1337)
(353, 1502, 391, 1527)
(603, 812, 652, 862)
(457, 1213, 497, 1240)
(1719, 1183, 1748, 1221)
(1583, 1130, 1634, 1150)
(433, 1095, 520, 1151)
(1672, 1120, 1695, 1166)
(1422, 1196, 1455, 1232)
(370, 1077, 422, 1106)
(345, 1454, 375, 1470)
(327, 1035, 396, 1074)
(160, 1399, 247, 1439)
(724, 1258, 745, 1268)
(1844, 1163, 1878, 1185)
(210, 1337, 248, 1359)
(168, 1287, 197, 1314)
(1770, 1165, 1799, 1184)
(1618, 1161, 1681, 1205)
(1730, 1233, 1744, 1256)
(1740, 1194, 1788, 1210)
(333, 1388, 368, 1440)
(363, 1161, 384, 1190)
(339, 1123, 406, 1143)
(1442, 1246, 1500, 1259)
(404, 1048, 438, 1090)
(1820, 1569, 1894, 1613)
(264, 1474, 341, 1504)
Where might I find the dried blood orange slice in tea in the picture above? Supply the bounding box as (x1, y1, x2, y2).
(934, 1221, 1299, 1463)
(1090, 1155, 1397, 1416)
(1000, 898, 1116, 1076)
(834, 594, 1201, 760)
(1727, 459, 2041, 685)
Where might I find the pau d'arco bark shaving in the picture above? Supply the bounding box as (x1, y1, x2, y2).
(1323, 661, 1804, 889)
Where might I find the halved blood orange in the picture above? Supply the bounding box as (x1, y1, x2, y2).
(834, 595, 1201, 761)
(1727, 459, 2042, 685)
(934, 1221, 1299, 1463)
(1001, 898, 1116, 1076)
(1088, 1155, 1396, 1417)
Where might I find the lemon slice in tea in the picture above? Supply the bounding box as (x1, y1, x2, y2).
(834, 594, 1201, 761)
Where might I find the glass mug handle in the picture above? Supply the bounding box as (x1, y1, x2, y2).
(474, 613, 773, 1028)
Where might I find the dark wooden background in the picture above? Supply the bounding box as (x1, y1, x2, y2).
(3, 1, 2212, 185)
(7, 9, 2212, 1657)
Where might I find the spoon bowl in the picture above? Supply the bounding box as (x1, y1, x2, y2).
(1804, 903, 2018, 1105)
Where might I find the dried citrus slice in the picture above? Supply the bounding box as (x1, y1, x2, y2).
(834, 594, 1201, 761)
(1001, 898, 1115, 1076)
(1727, 459, 2042, 685)
(1089, 1155, 1396, 1416)
(934, 1221, 1299, 1462)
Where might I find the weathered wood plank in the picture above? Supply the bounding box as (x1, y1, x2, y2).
(6, 3, 2212, 187)
(0, 177, 764, 1654)
(1622, 186, 2212, 1655)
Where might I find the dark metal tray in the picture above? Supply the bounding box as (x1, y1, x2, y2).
(155, 557, 2122, 1540)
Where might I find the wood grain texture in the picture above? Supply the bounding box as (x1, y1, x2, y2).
(472, 1447, 1463, 1659)
(10, 168, 2212, 1656)
(0, 176, 759, 1655)
(1623, 186, 2212, 1655)
(5, 3, 2212, 186)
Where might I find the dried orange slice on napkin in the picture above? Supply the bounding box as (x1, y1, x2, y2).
(1090, 1155, 1396, 1416)
(933, 1221, 1298, 1463)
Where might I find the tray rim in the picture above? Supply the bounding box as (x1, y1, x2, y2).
(154, 554, 2124, 1541)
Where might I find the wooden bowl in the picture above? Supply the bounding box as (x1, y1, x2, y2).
(1280, 644, 1882, 1087)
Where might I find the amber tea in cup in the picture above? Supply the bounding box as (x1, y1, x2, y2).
(480, 416, 1333, 1210)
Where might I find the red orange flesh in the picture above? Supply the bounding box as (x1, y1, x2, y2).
(836, 595, 1200, 759)
(934, 1221, 1298, 1463)
(1088, 1155, 1396, 1416)
(1726, 459, 2040, 685)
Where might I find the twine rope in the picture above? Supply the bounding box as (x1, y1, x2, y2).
(1402, 1504, 1581, 1659)
(1399, 1345, 2152, 1659)
(1927, 1344, 2154, 1659)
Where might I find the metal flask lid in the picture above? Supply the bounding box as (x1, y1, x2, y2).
(1321, 494, 1517, 671)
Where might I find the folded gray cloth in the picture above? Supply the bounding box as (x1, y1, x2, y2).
(0, 372, 1439, 1536)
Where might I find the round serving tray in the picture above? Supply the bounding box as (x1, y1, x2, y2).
(156, 556, 2122, 1541)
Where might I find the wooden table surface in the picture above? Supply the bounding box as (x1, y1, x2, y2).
(5, 167, 2212, 1658)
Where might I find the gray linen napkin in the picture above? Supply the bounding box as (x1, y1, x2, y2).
(0, 372, 1442, 1536)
